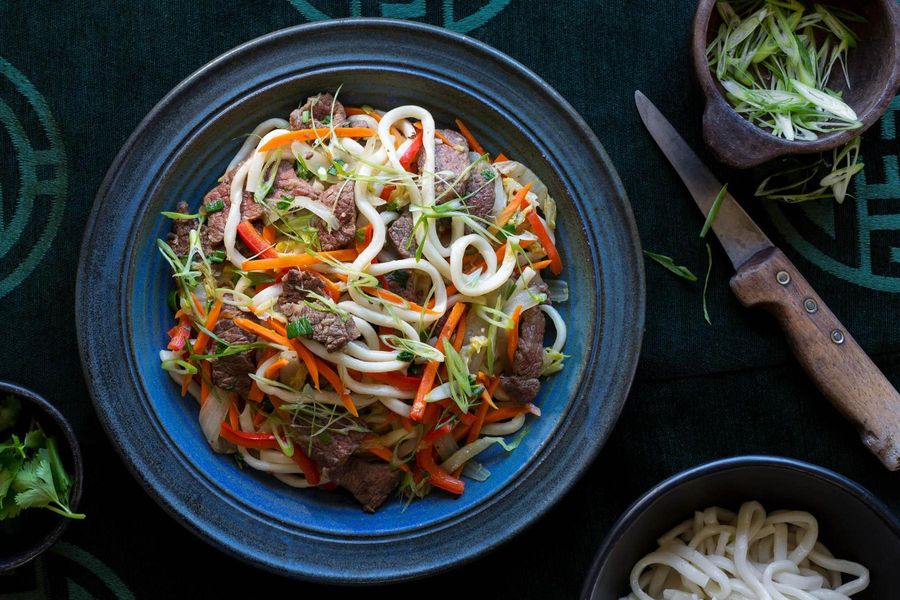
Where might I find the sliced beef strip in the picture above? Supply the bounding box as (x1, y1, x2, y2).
(333, 458, 402, 513)
(419, 129, 470, 202)
(289, 93, 348, 130)
(512, 306, 545, 379)
(277, 268, 360, 352)
(387, 212, 418, 259)
(276, 268, 326, 311)
(498, 300, 548, 403)
(314, 182, 357, 251)
(292, 428, 366, 474)
(167, 201, 196, 256)
(273, 160, 319, 201)
(463, 166, 496, 221)
(291, 303, 361, 353)
(202, 182, 264, 249)
(498, 375, 541, 404)
(383, 269, 425, 304)
(210, 308, 258, 396)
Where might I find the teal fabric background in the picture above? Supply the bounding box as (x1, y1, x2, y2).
(0, 1, 897, 596)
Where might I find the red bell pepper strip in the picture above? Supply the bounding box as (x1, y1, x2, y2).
(237, 221, 278, 259)
(167, 314, 192, 351)
(289, 447, 321, 486)
(219, 422, 280, 449)
(399, 131, 423, 171)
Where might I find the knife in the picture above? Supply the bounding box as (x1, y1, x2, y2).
(635, 90, 900, 471)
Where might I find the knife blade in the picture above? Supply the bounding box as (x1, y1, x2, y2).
(634, 89, 900, 471)
(634, 90, 771, 271)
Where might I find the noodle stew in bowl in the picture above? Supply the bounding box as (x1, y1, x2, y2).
(158, 91, 567, 512)
(77, 19, 644, 581)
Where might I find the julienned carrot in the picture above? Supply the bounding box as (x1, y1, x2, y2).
(454, 118, 485, 155)
(367, 446, 412, 474)
(267, 319, 319, 389)
(191, 292, 206, 318)
(494, 153, 509, 163)
(257, 127, 377, 152)
(247, 381, 264, 403)
(467, 396, 492, 444)
(262, 224, 278, 244)
(236, 221, 278, 259)
(314, 358, 358, 417)
(453, 310, 468, 352)
(529, 259, 552, 271)
(413, 122, 456, 148)
(416, 440, 464, 495)
(494, 183, 532, 229)
(199, 361, 211, 407)
(355, 223, 373, 255)
(507, 304, 523, 364)
(477, 373, 499, 410)
(242, 249, 358, 271)
(526, 210, 562, 276)
(227, 401, 240, 430)
(410, 303, 467, 422)
(193, 299, 224, 355)
(483, 403, 540, 424)
(365, 286, 441, 316)
(265, 358, 289, 379)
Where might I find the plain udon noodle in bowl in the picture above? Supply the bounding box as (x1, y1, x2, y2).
(622, 501, 869, 600)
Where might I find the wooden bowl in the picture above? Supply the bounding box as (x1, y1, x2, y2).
(692, 0, 900, 169)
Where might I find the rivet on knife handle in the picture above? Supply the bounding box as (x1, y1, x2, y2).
(730, 247, 900, 471)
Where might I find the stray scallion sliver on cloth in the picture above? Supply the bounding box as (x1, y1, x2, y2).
(644, 184, 726, 325)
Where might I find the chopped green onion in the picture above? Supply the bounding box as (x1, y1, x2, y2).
(700, 184, 728, 239)
(287, 317, 313, 339)
(208, 250, 226, 264)
(382, 335, 444, 362)
(301, 110, 310, 124)
(643, 251, 698, 282)
(203, 199, 226, 214)
(702, 243, 713, 325)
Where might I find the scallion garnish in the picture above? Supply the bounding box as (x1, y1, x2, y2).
(203, 199, 226, 214)
(643, 251, 699, 282)
(701, 184, 728, 239)
(707, 1, 863, 141)
(286, 317, 313, 339)
(702, 243, 713, 325)
(208, 250, 226, 263)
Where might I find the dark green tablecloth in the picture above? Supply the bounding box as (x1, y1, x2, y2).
(1, 1, 897, 597)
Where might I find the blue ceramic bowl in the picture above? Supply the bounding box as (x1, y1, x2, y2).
(76, 19, 644, 582)
(582, 456, 900, 599)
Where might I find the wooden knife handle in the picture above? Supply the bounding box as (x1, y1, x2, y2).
(730, 247, 900, 471)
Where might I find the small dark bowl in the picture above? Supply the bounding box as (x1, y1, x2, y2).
(582, 456, 900, 599)
(0, 381, 83, 572)
(692, 0, 900, 169)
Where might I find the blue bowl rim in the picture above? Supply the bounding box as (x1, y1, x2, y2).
(76, 17, 646, 583)
(580, 455, 900, 599)
(0, 380, 84, 572)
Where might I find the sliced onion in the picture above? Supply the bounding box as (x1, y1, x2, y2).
(284, 195, 338, 230)
(199, 390, 236, 453)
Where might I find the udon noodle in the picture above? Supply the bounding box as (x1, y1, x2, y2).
(622, 501, 869, 600)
